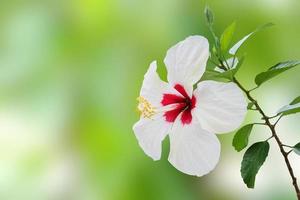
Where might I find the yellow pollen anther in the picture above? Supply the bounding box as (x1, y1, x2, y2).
(137, 96, 156, 119)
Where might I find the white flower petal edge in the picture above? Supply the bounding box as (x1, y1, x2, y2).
(133, 114, 170, 161)
(164, 35, 209, 97)
(168, 117, 220, 176)
(193, 81, 247, 134)
(140, 61, 179, 107)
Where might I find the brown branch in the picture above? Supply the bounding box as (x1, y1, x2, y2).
(233, 77, 300, 200)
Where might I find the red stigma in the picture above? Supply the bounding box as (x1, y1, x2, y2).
(161, 84, 196, 125)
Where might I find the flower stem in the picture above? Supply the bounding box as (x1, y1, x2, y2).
(232, 77, 300, 200)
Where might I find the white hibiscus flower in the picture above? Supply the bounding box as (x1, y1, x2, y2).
(133, 35, 247, 176)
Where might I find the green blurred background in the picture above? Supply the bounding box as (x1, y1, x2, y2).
(0, 0, 300, 199)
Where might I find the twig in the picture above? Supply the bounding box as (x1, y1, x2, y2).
(269, 114, 280, 119)
(253, 122, 266, 125)
(266, 135, 274, 141)
(287, 149, 293, 156)
(274, 115, 283, 126)
(232, 77, 300, 199)
(248, 86, 259, 93)
(282, 144, 293, 148)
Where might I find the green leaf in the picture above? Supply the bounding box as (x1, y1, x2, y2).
(277, 96, 300, 116)
(202, 55, 245, 82)
(202, 56, 244, 82)
(231, 55, 245, 75)
(204, 5, 214, 25)
(219, 69, 235, 79)
(220, 21, 236, 53)
(233, 124, 254, 152)
(241, 141, 269, 188)
(277, 104, 300, 116)
(229, 23, 274, 55)
(212, 46, 218, 56)
(290, 96, 300, 105)
(255, 61, 300, 86)
(200, 70, 232, 82)
(293, 143, 300, 155)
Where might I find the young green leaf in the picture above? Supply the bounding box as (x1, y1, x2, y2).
(229, 23, 274, 55)
(277, 96, 300, 116)
(233, 124, 254, 152)
(255, 61, 300, 86)
(241, 141, 269, 188)
(293, 143, 300, 155)
(247, 102, 255, 110)
(204, 6, 214, 25)
(220, 21, 236, 53)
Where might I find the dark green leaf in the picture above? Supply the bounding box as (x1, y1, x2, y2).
(277, 96, 300, 116)
(229, 23, 274, 55)
(204, 6, 214, 25)
(293, 143, 300, 155)
(255, 61, 300, 86)
(241, 141, 269, 188)
(233, 124, 254, 152)
(221, 21, 236, 53)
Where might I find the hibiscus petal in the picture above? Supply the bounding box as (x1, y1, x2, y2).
(164, 35, 209, 96)
(133, 61, 180, 160)
(193, 81, 247, 134)
(139, 61, 179, 107)
(168, 118, 220, 176)
(133, 114, 171, 160)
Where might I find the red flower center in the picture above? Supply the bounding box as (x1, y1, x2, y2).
(161, 84, 196, 125)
